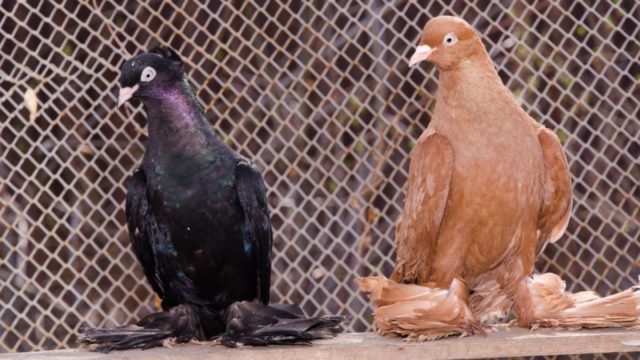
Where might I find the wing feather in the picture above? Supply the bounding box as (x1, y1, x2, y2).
(235, 161, 273, 304)
(535, 127, 572, 255)
(126, 169, 166, 299)
(391, 130, 454, 284)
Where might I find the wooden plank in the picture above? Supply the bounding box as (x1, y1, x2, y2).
(2, 328, 639, 360)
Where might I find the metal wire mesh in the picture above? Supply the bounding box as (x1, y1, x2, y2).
(1, 0, 638, 353)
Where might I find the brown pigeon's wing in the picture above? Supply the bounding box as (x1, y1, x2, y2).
(391, 129, 454, 284)
(535, 127, 572, 255)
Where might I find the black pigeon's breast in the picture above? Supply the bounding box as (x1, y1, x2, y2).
(143, 155, 258, 307)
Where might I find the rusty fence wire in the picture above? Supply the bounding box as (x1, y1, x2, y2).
(1, 0, 639, 353)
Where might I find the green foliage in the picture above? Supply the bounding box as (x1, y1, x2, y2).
(559, 73, 572, 88)
(348, 95, 362, 112)
(324, 178, 338, 193)
(349, 118, 363, 131)
(63, 43, 74, 55)
(556, 128, 568, 144)
(215, 48, 228, 62)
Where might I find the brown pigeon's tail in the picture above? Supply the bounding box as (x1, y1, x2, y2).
(220, 301, 344, 347)
(357, 276, 481, 340)
(78, 304, 205, 352)
(515, 272, 640, 329)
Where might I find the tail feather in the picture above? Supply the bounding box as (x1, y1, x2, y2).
(220, 301, 344, 347)
(78, 304, 202, 352)
(523, 273, 640, 329)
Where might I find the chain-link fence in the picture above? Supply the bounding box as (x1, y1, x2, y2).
(1, 0, 638, 354)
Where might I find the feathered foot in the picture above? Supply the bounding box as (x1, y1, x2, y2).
(514, 272, 640, 329)
(469, 280, 511, 324)
(357, 276, 482, 340)
(220, 301, 345, 347)
(78, 304, 202, 353)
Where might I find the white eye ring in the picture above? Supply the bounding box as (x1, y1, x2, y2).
(140, 66, 156, 82)
(443, 33, 458, 47)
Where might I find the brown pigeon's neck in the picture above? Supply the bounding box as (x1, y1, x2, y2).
(438, 58, 504, 99)
(432, 59, 518, 129)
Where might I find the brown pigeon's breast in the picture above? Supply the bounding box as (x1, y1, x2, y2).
(436, 127, 545, 279)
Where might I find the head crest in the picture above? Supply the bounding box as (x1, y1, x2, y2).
(149, 46, 183, 64)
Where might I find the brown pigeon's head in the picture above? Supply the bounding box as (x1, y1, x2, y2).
(409, 16, 486, 71)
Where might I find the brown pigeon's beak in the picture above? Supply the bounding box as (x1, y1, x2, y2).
(118, 84, 139, 107)
(409, 45, 433, 67)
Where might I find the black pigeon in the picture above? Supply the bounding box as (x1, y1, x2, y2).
(78, 47, 343, 352)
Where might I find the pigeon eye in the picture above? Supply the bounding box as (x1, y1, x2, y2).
(140, 67, 156, 82)
(443, 33, 458, 47)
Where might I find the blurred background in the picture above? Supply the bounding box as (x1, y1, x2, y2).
(0, 0, 638, 354)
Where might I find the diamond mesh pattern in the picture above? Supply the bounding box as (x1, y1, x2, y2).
(1, 0, 638, 353)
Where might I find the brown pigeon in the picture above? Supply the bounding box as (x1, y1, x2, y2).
(358, 16, 640, 339)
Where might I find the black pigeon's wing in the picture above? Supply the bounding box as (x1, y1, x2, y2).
(127, 169, 205, 308)
(234, 160, 273, 304)
(126, 169, 166, 299)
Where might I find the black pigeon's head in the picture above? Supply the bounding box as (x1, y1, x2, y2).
(117, 47, 185, 107)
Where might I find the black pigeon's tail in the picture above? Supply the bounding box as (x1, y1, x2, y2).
(220, 301, 345, 347)
(78, 304, 204, 353)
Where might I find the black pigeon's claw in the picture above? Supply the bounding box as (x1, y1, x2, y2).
(220, 301, 345, 347)
(78, 304, 202, 353)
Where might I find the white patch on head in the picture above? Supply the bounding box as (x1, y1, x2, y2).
(140, 66, 157, 82)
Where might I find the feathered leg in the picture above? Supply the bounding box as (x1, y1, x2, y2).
(357, 276, 482, 340)
(78, 304, 203, 352)
(513, 273, 640, 329)
(220, 301, 344, 347)
(469, 280, 511, 324)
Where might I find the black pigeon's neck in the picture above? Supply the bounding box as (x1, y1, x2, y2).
(144, 77, 210, 136)
(142, 77, 222, 161)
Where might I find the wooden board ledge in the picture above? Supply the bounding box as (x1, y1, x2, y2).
(2, 328, 640, 359)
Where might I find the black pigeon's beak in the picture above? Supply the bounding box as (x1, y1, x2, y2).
(118, 84, 139, 107)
